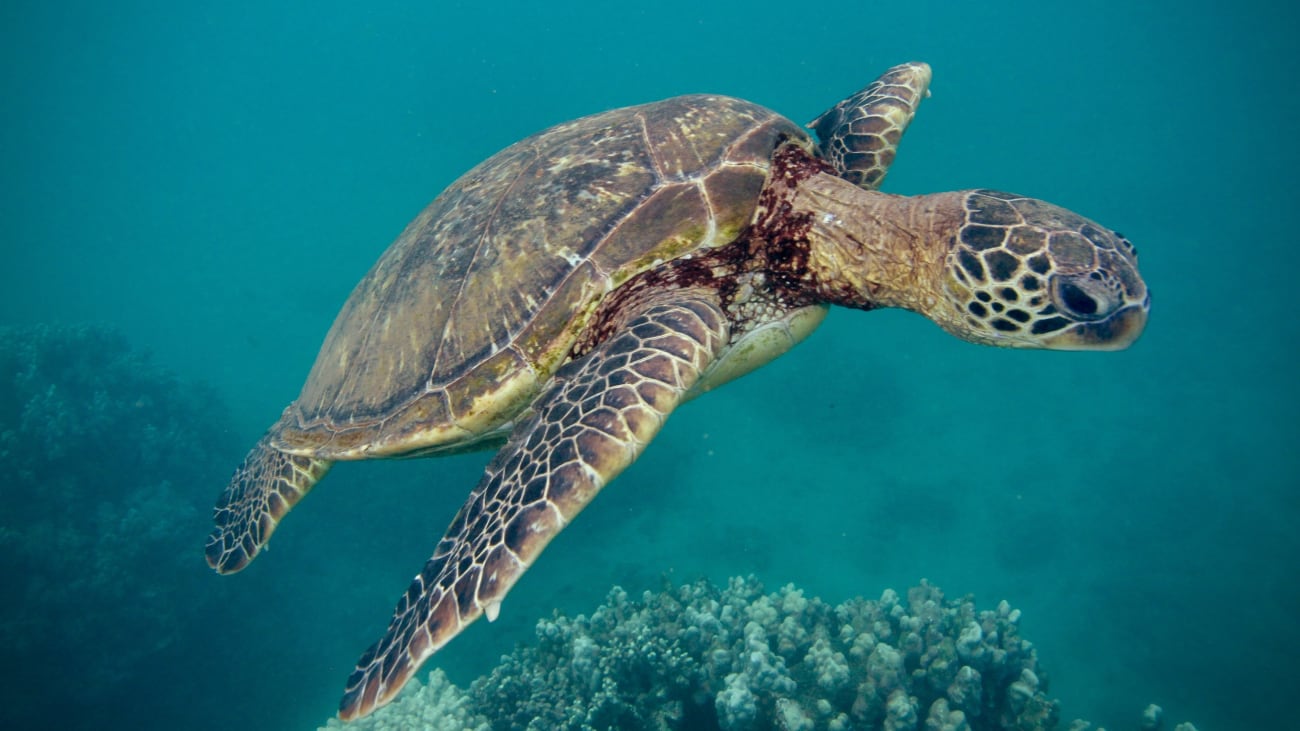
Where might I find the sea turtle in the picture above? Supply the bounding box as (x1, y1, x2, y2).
(206, 62, 1148, 719)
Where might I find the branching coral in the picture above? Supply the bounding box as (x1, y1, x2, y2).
(325, 576, 1202, 731)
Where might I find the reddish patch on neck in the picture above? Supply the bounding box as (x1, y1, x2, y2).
(570, 141, 839, 361)
(768, 139, 836, 186)
(746, 142, 834, 294)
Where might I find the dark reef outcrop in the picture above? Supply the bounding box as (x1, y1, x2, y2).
(0, 324, 235, 702)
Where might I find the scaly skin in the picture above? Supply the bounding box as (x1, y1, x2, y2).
(808, 61, 932, 190)
(205, 433, 330, 573)
(339, 296, 729, 719)
(205, 62, 1149, 722)
(783, 165, 1148, 348)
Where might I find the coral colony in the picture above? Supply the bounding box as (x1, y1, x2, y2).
(321, 578, 1200, 731)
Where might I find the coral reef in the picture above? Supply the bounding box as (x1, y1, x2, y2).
(470, 577, 1049, 731)
(323, 576, 1203, 730)
(0, 324, 235, 705)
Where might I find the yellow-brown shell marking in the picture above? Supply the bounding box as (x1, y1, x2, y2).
(276, 97, 803, 459)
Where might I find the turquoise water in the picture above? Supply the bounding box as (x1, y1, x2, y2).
(2, 2, 1296, 729)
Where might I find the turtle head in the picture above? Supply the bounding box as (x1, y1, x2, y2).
(930, 190, 1149, 350)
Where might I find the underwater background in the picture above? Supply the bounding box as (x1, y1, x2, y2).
(2, 1, 1296, 729)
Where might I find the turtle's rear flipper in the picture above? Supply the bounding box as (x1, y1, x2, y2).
(337, 296, 730, 720)
(205, 434, 331, 573)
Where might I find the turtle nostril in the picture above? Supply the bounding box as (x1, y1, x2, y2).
(1059, 282, 1097, 316)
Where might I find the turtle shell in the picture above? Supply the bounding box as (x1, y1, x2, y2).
(274, 95, 806, 458)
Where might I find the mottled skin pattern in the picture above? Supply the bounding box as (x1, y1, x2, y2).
(204, 62, 1150, 720)
(946, 190, 1147, 347)
(781, 173, 1148, 351)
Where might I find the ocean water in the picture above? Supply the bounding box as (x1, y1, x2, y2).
(2, 2, 1296, 730)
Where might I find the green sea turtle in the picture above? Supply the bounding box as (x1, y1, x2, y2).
(206, 62, 1148, 719)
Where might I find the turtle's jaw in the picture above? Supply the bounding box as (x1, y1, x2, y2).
(1041, 302, 1149, 351)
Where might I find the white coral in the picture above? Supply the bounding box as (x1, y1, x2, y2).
(1141, 703, 1163, 730)
(780, 584, 809, 614)
(317, 670, 489, 731)
(715, 672, 758, 730)
(946, 664, 981, 713)
(883, 688, 919, 731)
(775, 697, 814, 731)
(956, 621, 983, 661)
(806, 636, 850, 692)
(925, 698, 971, 731)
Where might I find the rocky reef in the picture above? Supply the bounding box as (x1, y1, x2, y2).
(0, 324, 235, 710)
(321, 576, 1200, 731)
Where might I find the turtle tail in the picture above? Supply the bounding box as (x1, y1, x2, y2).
(205, 433, 331, 574)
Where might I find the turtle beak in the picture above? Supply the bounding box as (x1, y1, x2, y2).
(1042, 302, 1149, 351)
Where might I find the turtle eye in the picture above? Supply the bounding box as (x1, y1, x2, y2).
(1059, 282, 1097, 315)
(1051, 274, 1118, 321)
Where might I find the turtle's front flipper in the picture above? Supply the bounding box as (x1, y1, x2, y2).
(205, 434, 331, 573)
(807, 61, 931, 190)
(337, 296, 730, 720)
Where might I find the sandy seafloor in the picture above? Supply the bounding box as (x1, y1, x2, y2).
(2, 2, 1296, 730)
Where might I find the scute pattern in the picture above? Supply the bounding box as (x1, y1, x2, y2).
(206, 64, 1151, 727)
(946, 190, 1144, 341)
(337, 297, 730, 720)
(807, 62, 931, 190)
(205, 433, 331, 573)
(281, 96, 799, 457)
